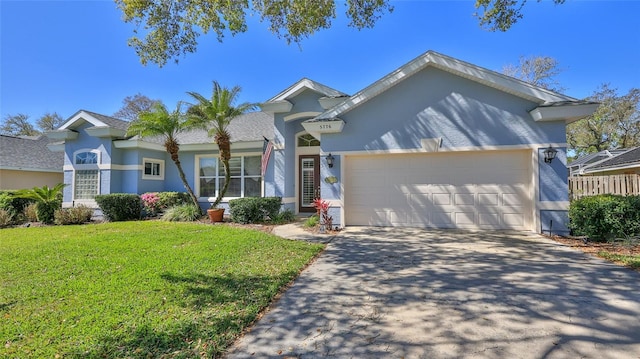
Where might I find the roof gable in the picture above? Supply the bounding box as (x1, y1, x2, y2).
(267, 78, 347, 102)
(314, 50, 584, 121)
(59, 110, 129, 131)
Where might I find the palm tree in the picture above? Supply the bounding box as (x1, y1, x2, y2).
(13, 183, 65, 224)
(186, 81, 256, 208)
(126, 102, 201, 212)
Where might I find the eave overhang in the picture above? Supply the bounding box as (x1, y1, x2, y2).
(260, 100, 293, 114)
(529, 102, 600, 124)
(85, 126, 128, 138)
(45, 129, 78, 141)
(302, 118, 345, 139)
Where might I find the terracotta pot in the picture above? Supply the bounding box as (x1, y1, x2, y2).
(207, 208, 225, 223)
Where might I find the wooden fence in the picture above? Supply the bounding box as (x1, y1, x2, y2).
(569, 174, 640, 200)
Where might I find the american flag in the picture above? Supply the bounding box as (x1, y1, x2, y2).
(261, 136, 273, 176)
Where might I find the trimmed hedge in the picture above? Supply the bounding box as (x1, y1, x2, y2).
(0, 190, 34, 219)
(157, 192, 191, 209)
(569, 194, 640, 242)
(95, 194, 142, 222)
(229, 197, 282, 224)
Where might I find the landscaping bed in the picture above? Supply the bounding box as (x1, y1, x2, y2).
(549, 235, 640, 270)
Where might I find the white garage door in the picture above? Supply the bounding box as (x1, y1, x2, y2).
(345, 151, 532, 230)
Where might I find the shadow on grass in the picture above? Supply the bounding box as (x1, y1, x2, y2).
(82, 271, 299, 358)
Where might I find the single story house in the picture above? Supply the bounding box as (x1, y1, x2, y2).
(0, 134, 63, 190)
(47, 50, 598, 234)
(569, 147, 640, 176)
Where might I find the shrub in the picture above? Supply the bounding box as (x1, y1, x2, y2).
(229, 197, 282, 224)
(54, 205, 93, 225)
(95, 193, 142, 222)
(569, 194, 640, 242)
(272, 209, 296, 224)
(0, 190, 34, 217)
(12, 184, 64, 224)
(0, 209, 12, 228)
(303, 215, 319, 228)
(141, 192, 161, 216)
(161, 204, 202, 222)
(24, 203, 38, 222)
(157, 192, 191, 209)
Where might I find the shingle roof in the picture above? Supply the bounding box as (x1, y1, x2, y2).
(0, 135, 63, 172)
(587, 147, 640, 170)
(140, 111, 273, 145)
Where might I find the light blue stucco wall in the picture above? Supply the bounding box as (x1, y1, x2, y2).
(62, 122, 115, 203)
(322, 67, 564, 152)
(315, 67, 569, 231)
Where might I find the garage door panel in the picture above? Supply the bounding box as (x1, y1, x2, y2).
(345, 152, 532, 230)
(479, 212, 500, 226)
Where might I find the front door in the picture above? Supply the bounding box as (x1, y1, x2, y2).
(299, 155, 320, 213)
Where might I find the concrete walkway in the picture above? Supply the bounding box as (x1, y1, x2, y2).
(227, 226, 640, 358)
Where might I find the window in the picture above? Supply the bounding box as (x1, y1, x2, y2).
(142, 158, 164, 180)
(73, 150, 100, 200)
(75, 170, 99, 199)
(75, 151, 98, 164)
(297, 133, 320, 147)
(197, 155, 262, 198)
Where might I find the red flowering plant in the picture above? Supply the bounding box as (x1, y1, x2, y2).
(141, 192, 161, 217)
(313, 198, 333, 231)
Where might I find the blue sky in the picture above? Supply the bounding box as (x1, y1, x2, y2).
(1, 0, 639, 123)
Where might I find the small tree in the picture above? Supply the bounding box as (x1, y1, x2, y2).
(186, 82, 256, 208)
(127, 102, 201, 213)
(13, 183, 65, 224)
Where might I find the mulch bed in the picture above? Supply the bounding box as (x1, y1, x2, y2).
(548, 235, 640, 256)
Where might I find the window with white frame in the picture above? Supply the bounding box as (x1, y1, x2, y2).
(197, 155, 261, 198)
(142, 158, 164, 180)
(73, 150, 100, 200)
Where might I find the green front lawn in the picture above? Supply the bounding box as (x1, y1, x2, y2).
(0, 221, 324, 358)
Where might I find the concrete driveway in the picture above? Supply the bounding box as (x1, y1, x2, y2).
(227, 227, 640, 358)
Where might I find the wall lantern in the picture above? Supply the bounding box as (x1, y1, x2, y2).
(326, 153, 335, 168)
(543, 146, 558, 164)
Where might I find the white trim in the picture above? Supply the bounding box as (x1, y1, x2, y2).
(260, 100, 293, 113)
(529, 103, 599, 124)
(60, 110, 108, 130)
(267, 78, 347, 102)
(315, 51, 575, 121)
(142, 158, 165, 180)
(294, 130, 320, 214)
(194, 153, 263, 201)
(113, 139, 263, 152)
(64, 163, 141, 171)
(282, 197, 296, 204)
(0, 166, 62, 173)
(531, 149, 540, 234)
(330, 143, 568, 156)
(284, 111, 321, 122)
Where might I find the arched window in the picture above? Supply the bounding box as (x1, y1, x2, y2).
(297, 133, 320, 147)
(72, 150, 100, 200)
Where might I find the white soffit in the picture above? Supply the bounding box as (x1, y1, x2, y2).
(529, 103, 600, 123)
